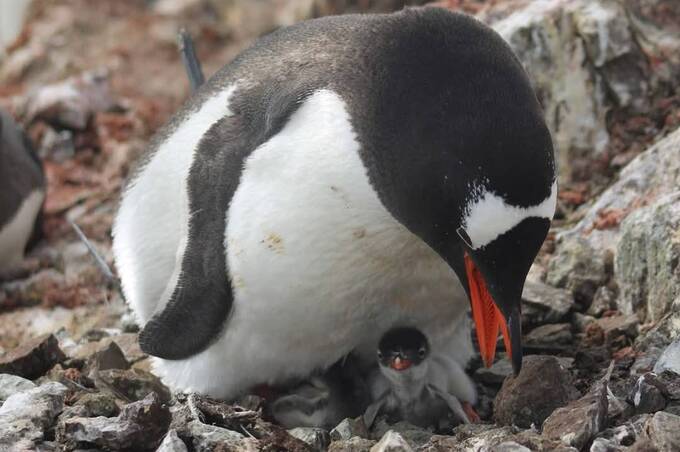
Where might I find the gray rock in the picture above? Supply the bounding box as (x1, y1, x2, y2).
(546, 237, 608, 305)
(588, 286, 617, 317)
(95, 367, 171, 403)
(0, 334, 66, 379)
(494, 355, 579, 428)
(524, 323, 573, 347)
(631, 373, 667, 414)
(328, 436, 377, 452)
(58, 392, 171, 450)
(289, 427, 330, 451)
(331, 417, 368, 441)
(548, 128, 680, 319)
(521, 280, 573, 327)
(0, 381, 68, 450)
(186, 420, 258, 452)
(655, 340, 680, 374)
(475, 359, 513, 386)
(572, 312, 597, 333)
(371, 430, 412, 452)
(371, 420, 433, 449)
(87, 341, 130, 375)
(595, 314, 639, 345)
(157, 429, 188, 452)
(491, 441, 531, 452)
(635, 411, 680, 451)
(423, 425, 515, 451)
(490, 0, 662, 182)
(0, 373, 36, 402)
(616, 193, 680, 322)
(542, 376, 608, 450)
(590, 417, 649, 452)
(71, 392, 120, 418)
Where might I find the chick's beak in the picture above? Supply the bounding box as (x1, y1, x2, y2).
(390, 356, 413, 371)
(464, 253, 522, 374)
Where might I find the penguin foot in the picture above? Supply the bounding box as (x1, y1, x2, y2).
(462, 401, 481, 423)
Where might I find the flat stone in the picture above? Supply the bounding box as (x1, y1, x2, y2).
(186, 420, 259, 452)
(492, 441, 531, 452)
(0, 373, 36, 402)
(328, 437, 377, 452)
(475, 359, 513, 386)
(289, 427, 330, 451)
(494, 355, 579, 428)
(95, 368, 171, 403)
(156, 429, 188, 452)
(655, 340, 680, 374)
(524, 323, 573, 347)
(371, 430, 413, 452)
(596, 314, 639, 345)
(0, 382, 68, 450)
(72, 392, 120, 418)
(631, 373, 667, 414)
(635, 411, 680, 450)
(0, 334, 66, 379)
(57, 392, 171, 450)
(521, 281, 573, 327)
(330, 417, 368, 441)
(87, 341, 130, 375)
(542, 377, 608, 450)
(371, 420, 433, 449)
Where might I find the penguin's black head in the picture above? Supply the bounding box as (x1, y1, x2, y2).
(358, 9, 557, 376)
(377, 327, 429, 372)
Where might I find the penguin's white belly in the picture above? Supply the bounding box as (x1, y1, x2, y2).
(0, 190, 43, 271)
(118, 88, 472, 397)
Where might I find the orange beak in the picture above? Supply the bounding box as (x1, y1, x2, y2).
(391, 356, 413, 371)
(464, 252, 513, 368)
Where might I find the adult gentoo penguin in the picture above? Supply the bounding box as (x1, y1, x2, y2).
(0, 108, 44, 274)
(113, 7, 556, 399)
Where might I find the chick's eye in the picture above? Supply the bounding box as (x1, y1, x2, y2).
(377, 351, 383, 360)
(418, 348, 426, 359)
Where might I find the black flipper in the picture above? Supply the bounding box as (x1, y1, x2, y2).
(138, 83, 314, 360)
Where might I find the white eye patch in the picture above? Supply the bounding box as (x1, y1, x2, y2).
(461, 180, 557, 249)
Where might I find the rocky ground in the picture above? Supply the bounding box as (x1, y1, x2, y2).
(1, 0, 679, 451)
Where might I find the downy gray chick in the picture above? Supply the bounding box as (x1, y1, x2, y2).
(365, 327, 478, 429)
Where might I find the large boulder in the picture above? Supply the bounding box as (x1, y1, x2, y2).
(487, 0, 680, 182)
(546, 127, 680, 315)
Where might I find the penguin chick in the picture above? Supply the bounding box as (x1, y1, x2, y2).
(365, 327, 477, 429)
(269, 356, 367, 429)
(0, 108, 44, 277)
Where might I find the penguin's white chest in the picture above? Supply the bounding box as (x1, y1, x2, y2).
(225, 90, 469, 359)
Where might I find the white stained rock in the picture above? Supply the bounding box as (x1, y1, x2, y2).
(547, 127, 680, 316)
(0, 382, 68, 450)
(489, 0, 678, 183)
(371, 430, 413, 452)
(655, 340, 680, 374)
(0, 373, 36, 403)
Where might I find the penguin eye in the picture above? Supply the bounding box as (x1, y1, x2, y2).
(377, 350, 383, 360)
(417, 347, 427, 359)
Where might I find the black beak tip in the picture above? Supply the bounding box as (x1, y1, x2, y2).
(509, 309, 523, 376)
